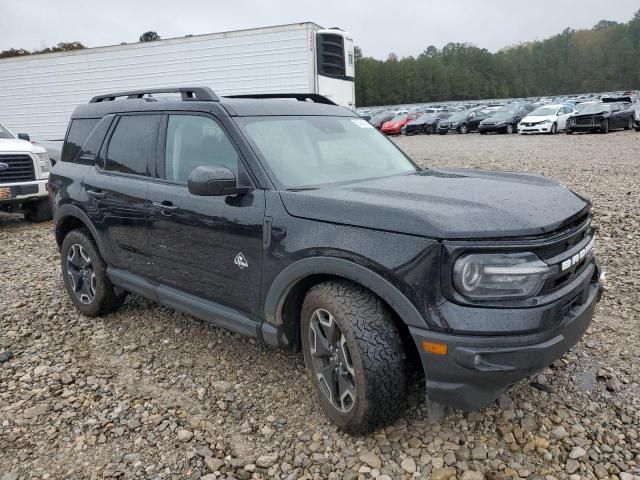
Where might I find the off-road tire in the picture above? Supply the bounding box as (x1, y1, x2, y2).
(61, 229, 124, 316)
(24, 198, 52, 222)
(301, 280, 408, 434)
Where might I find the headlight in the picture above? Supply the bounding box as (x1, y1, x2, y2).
(540, 119, 552, 124)
(453, 252, 555, 300)
(35, 152, 51, 173)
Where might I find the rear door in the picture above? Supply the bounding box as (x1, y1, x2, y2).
(147, 112, 265, 316)
(82, 113, 160, 278)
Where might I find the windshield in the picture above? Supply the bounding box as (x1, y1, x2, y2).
(0, 123, 15, 139)
(448, 112, 468, 122)
(237, 116, 417, 188)
(391, 114, 408, 122)
(416, 113, 437, 122)
(530, 106, 559, 116)
(488, 110, 515, 120)
(371, 112, 394, 122)
(578, 104, 610, 115)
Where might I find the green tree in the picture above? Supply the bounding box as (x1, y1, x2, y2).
(139, 31, 160, 42)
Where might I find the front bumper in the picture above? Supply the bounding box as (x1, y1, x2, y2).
(409, 266, 602, 410)
(0, 179, 48, 205)
(478, 124, 507, 133)
(519, 124, 552, 134)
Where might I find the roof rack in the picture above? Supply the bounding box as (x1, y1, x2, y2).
(89, 86, 219, 103)
(225, 93, 337, 106)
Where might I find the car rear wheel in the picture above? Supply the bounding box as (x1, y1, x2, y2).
(301, 280, 408, 434)
(61, 229, 124, 316)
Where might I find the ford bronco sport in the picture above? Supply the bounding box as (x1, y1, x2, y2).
(49, 87, 602, 433)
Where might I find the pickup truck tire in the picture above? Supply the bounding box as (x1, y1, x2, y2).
(60, 229, 124, 316)
(301, 280, 408, 434)
(24, 199, 52, 223)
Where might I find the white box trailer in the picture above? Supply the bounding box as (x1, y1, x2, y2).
(0, 22, 355, 141)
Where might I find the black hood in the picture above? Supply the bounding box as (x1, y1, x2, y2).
(279, 169, 589, 239)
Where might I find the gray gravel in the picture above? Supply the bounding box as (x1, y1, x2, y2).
(1, 130, 639, 479)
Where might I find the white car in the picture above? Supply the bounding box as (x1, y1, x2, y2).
(0, 122, 52, 221)
(518, 104, 575, 134)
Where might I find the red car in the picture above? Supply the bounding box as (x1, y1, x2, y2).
(381, 112, 421, 135)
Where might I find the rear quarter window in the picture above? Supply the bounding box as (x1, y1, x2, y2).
(61, 119, 100, 163)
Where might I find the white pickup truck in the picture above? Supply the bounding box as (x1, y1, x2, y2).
(0, 122, 52, 222)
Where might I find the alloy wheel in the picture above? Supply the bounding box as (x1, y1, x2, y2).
(308, 308, 356, 413)
(506, 124, 514, 134)
(66, 244, 96, 304)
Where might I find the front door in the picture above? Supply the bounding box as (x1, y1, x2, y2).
(147, 113, 265, 316)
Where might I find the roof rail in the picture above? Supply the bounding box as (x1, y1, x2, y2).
(225, 93, 337, 106)
(89, 86, 219, 103)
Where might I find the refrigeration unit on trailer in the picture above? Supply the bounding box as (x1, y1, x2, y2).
(0, 22, 355, 141)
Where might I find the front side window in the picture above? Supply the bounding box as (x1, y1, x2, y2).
(164, 115, 238, 183)
(105, 115, 160, 176)
(237, 116, 417, 188)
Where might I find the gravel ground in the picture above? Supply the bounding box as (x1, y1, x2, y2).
(1, 130, 639, 480)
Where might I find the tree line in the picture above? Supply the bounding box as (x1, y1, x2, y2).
(0, 32, 162, 60)
(355, 10, 640, 106)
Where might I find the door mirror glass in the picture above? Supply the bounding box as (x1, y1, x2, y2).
(187, 165, 251, 196)
(18, 133, 30, 141)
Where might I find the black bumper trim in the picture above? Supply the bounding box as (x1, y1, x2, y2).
(409, 280, 601, 410)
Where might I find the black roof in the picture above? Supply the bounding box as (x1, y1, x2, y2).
(72, 87, 355, 119)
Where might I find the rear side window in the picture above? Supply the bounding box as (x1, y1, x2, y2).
(105, 115, 160, 176)
(61, 119, 99, 163)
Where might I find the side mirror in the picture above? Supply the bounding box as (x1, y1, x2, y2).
(187, 165, 251, 196)
(18, 133, 30, 142)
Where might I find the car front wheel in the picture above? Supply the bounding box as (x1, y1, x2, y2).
(61, 229, 124, 316)
(301, 281, 408, 434)
(505, 124, 514, 134)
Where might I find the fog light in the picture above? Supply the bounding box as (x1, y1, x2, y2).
(422, 341, 448, 355)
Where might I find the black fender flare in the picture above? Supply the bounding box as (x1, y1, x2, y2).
(54, 204, 109, 260)
(261, 256, 427, 347)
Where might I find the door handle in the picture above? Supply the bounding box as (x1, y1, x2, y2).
(151, 201, 178, 216)
(87, 190, 106, 200)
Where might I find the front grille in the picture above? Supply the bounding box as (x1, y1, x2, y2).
(534, 215, 595, 294)
(575, 116, 597, 126)
(0, 154, 36, 184)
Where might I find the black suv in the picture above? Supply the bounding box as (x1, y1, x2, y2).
(50, 87, 602, 433)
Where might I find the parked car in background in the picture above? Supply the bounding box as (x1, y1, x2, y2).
(478, 108, 529, 134)
(404, 112, 451, 135)
(437, 110, 489, 134)
(381, 112, 421, 135)
(632, 104, 640, 131)
(566, 103, 635, 134)
(0, 122, 52, 221)
(519, 105, 575, 134)
(369, 111, 396, 130)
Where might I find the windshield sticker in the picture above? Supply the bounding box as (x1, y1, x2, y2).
(351, 119, 374, 128)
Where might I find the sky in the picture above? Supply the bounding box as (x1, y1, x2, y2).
(1, 0, 638, 59)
